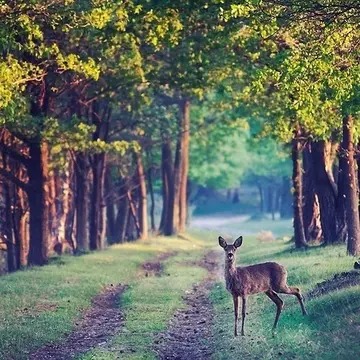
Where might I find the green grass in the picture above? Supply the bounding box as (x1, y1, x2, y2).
(0, 235, 210, 360)
(79, 239, 208, 360)
(1, 221, 359, 360)
(211, 236, 360, 360)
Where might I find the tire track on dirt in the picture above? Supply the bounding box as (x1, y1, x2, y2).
(29, 284, 127, 360)
(29, 251, 177, 360)
(154, 251, 219, 360)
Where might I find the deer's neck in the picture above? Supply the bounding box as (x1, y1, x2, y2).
(224, 260, 241, 294)
(225, 260, 237, 279)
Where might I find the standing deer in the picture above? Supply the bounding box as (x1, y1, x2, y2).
(219, 235, 307, 336)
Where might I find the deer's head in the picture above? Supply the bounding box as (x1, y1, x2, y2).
(218, 236, 243, 264)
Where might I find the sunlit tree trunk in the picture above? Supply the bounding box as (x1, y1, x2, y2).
(136, 152, 148, 240)
(342, 115, 360, 256)
(291, 129, 307, 248)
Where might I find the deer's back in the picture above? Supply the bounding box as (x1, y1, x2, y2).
(228, 262, 287, 296)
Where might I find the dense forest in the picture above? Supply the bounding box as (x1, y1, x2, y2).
(0, 1, 359, 273)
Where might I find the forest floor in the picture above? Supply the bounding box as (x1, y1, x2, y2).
(1, 217, 360, 359)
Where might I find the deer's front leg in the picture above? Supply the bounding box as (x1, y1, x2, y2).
(233, 295, 239, 336)
(241, 296, 246, 336)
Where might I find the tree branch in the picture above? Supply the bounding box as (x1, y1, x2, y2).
(0, 167, 29, 191)
(0, 142, 30, 166)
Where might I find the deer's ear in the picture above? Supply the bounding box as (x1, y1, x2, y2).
(218, 236, 227, 248)
(234, 236, 243, 248)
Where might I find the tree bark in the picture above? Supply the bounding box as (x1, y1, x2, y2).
(172, 138, 181, 233)
(75, 153, 90, 251)
(179, 99, 190, 232)
(291, 132, 307, 248)
(136, 152, 148, 240)
(160, 141, 175, 236)
(147, 167, 156, 232)
(114, 179, 130, 243)
(4, 180, 16, 272)
(342, 115, 360, 256)
(302, 141, 318, 242)
(312, 141, 337, 244)
(89, 153, 107, 250)
(27, 141, 50, 266)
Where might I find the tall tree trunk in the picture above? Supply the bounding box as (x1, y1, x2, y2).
(105, 169, 116, 243)
(4, 181, 16, 272)
(336, 148, 348, 243)
(172, 139, 181, 233)
(75, 153, 90, 252)
(136, 152, 148, 240)
(27, 141, 50, 266)
(302, 141, 317, 242)
(179, 99, 190, 232)
(291, 132, 307, 248)
(342, 115, 360, 256)
(48, 169, 58, 251)
(147, 167, 156, 232)
(160, 141, 175, 236)
(114, 179, 130, 243)
(312, 141, 337, 244)
(89, 153, 107, 250)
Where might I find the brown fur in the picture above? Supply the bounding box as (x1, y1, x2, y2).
(219, 236, 307, 336)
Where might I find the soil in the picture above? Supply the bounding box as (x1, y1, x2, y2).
(306, 270, 360, 299)
(28, 250, 219, 360)
(141, 252, 177, 277)
(154, 251, 219, 360)
(29, 284, 127, 360)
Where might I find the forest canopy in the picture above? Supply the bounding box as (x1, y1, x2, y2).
(0, 0, 359, 273)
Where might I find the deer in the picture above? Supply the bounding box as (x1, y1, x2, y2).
(219, 235, 307, 336)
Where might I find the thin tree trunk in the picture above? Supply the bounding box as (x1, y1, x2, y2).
(127, 190, 141, 239)
(89, 153, 107, 250)
(291, 132, 307, 248)
(336, 148, 348, 243)
(342, 115, 360, 256)
(115, 180, 130, 243)
(4, 181, 16, 272)
(302, 141, 317, 242)
(172, 139, 181, 233)
(17, 185, 28, 267)
(105, 170, 116, 243)
(75, 153, 90, 252)
(147, 167, 156, 232)
(48, 169, 58, 251)
(136, 152, 148, 240)
(160, 141, 175, 236)
(179, 99, 190, 232)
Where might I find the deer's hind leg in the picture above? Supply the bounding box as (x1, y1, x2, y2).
(265, 290, 284, 330)
(278, 285, 307, 315)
